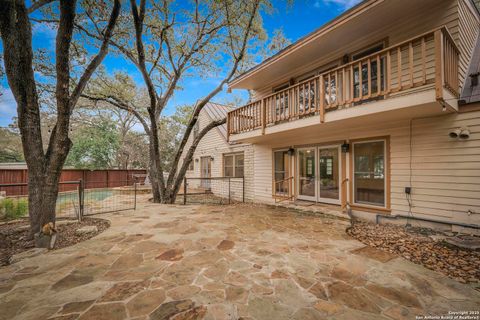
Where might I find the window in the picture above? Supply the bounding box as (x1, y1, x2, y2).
(274, 150, 289, 195)
(188, 160, 194, 171)
(352, 42, 386, 100)
(353, 140, 386, 207)
(223, 153, 244, 177)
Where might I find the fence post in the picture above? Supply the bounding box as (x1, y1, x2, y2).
(134, 181, 137, 210)
(228, 177, 231, 204)
(78, 179, 84, 222)
(183, 177, 187, 205)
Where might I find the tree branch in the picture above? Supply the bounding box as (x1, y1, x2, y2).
(172, 118, 226, 196)
(166, 0, 260, 187)
(28, 0, 56, 13)
(69, 0, 121, 109)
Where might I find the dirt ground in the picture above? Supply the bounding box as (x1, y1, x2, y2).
(0, 218, 109, 267)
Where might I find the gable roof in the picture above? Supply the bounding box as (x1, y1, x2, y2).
(200, 102, 233, 142)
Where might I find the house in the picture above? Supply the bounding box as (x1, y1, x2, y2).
(183, 102, 254, 202)
(224, 0, 480, 231)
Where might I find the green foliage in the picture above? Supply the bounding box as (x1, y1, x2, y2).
(0, 198, 28, 220)
(66, 119, 120, 169)
(0, 127, 24, 163)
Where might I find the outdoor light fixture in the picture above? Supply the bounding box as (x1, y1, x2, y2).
(195, 158, 199, 162)
(210, 156, 214, 161)
(287, 147, 295, 156)
(341, 142, 350, 153)
(449, 127, 470, 140)
(459, 128, 470, 140)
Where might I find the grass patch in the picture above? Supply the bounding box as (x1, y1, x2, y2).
(0, 198, 28, 220)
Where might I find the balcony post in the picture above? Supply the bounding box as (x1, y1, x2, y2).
(261, 98, 266, 135)
(434, 29, 444, 101)
(319, 75, 325, 123)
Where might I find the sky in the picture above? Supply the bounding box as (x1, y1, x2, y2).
(0, 0, 361, 128)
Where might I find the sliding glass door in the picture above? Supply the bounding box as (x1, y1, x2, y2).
(318, 146, 340, 204)
(297, 148, 316, 201)
(297, 146, 341, 204)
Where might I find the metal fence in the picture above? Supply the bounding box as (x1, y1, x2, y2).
(181, 177, 244, 205)
(0, 179, 137, 221)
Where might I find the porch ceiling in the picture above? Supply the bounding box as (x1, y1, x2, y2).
(229, 0, 441, 90)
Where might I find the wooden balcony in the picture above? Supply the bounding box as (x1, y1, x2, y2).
(227, 27, 459, 138)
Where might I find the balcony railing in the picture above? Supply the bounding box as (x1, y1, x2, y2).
(227, 27, 459, 137)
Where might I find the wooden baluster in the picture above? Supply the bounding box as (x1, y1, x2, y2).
(367, 58, 371, 98)
(327, 73, 331, 107)
(342, 69, 346, 105)
(434, 29, 444, 101)
(314, 77, 318, 111)
(386, 50, 391, 94)
(306, 81, 312, 113)
(397, 46, 402, 91)
(409, 42, 414, 88)
(421, 37, 426, 85)
(334, 71, 338, 106)
(376, 55, 381, 95)
(358, 62, 363, 100)
(349, 65, 354, 104)
(319, 75, 325, 123)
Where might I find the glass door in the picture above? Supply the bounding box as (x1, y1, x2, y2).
(318, 146, 341, 204)
(297, 148, 316, 201)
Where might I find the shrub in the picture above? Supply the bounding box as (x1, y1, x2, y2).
(0, 198, 28, 220)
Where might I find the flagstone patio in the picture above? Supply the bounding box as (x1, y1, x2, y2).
(0, 202, 479, 320)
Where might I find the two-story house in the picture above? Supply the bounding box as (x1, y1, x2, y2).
(226, 0, 480, 229)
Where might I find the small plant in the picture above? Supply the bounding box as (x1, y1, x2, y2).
(0, 198, 28, 220)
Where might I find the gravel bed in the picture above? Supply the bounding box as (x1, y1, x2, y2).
(0, 218, 110, 267)
(347, 221, 480, 284)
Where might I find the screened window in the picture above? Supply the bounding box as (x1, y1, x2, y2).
(224, 153, 244, 178)
(353, 140, 386, 207)
(193, 121, 199, 139)
(187, 160, 194, 171)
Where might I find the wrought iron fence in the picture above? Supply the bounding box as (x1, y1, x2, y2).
(181, 177, 244, 205)
(0, 179, 137, 222)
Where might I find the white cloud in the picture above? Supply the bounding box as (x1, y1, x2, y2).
(314, 0, 361, 10)
(0, 87, 17, 120)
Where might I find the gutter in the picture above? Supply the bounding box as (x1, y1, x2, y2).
(375, 214, 480, 230)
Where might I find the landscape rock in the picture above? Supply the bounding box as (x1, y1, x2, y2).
(75, 226, 98, 235)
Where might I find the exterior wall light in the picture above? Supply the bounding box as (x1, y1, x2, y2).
(341, 142, 350, 153)
(287, 148, 295, 156)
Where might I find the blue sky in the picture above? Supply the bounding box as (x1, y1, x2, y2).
(0, 0, 360, 128)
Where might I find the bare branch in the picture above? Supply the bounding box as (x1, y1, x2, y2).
(28, 0, 56, 13)
(69, 0, 121, 109)
(172, 118, 226, 196)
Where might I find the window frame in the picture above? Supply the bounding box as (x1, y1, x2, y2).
(223, 152, 244, 178)
(351, 138, 388, 209)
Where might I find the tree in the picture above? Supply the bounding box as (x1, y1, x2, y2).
(0, 127, 24, 162)
(65, 119, 120, 169)
(0, 0, 121, 235)
(82, 0, 266, 203)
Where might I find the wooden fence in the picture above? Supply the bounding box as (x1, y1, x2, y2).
(0, 169, 146, 196)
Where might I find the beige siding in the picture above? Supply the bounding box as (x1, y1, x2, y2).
(250, 0, 479, 99)
(252, 110, 480, 225)
(182, 108, 255, 201)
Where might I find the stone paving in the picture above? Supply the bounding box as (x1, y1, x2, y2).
(0, 202, 479, 320)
